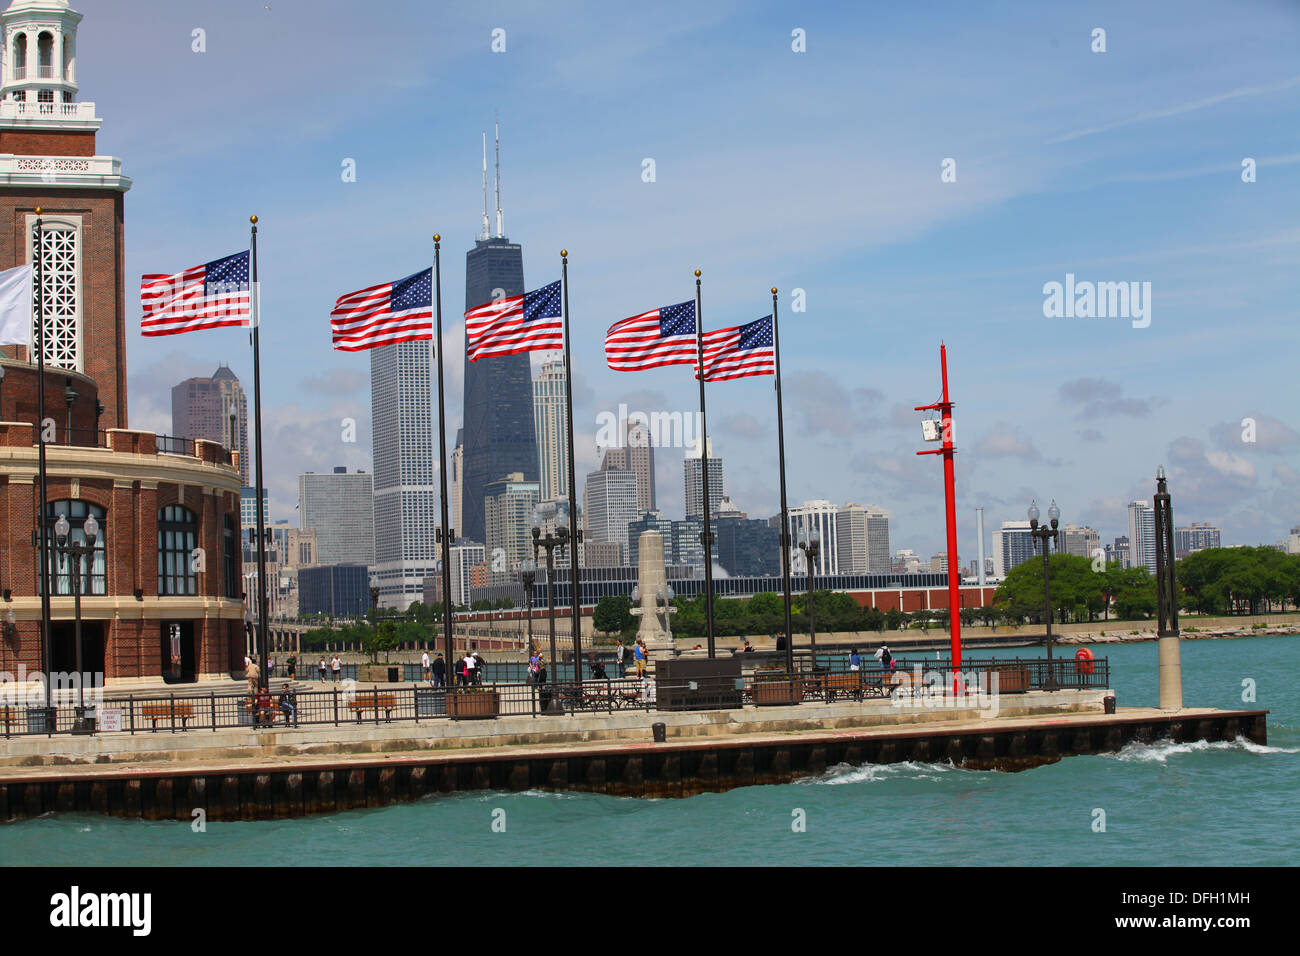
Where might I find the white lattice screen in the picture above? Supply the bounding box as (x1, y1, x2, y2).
(32, 222, 80, 372)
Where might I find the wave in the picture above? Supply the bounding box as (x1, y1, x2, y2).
(798, 760, 969, 786)
(1106, 735, 1300, 763)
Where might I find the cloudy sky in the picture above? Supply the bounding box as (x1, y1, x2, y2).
(79, 0, 1299, 559)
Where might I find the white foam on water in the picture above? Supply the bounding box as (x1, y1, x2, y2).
(1107, 735, 1299, 763)
(800, 760, 966, 786)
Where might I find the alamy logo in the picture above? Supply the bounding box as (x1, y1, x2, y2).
(49, 886, 151, 936)
(1042, 273, 1151, 328)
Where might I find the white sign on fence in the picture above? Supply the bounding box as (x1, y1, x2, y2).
(98, 708, 122, 732)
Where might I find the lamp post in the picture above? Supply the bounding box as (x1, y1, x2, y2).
(520, 559, 536, 656)
(369, 573, 380, 629)
(63, 378, 76, 445)
(531, 503, 571, 713)
(797, 527, 821, 673)
(1028, 498, 1061, 690)
(53, 511, 99, 732)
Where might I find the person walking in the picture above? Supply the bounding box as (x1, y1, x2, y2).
(536, 655, 551, 711)
(875, 644, 892, 669)
(634, 640, 646, 678)
(331, 654, 342, 682)
(528, 649, 541, 684)
(432, 652, 446, 687)
(421, 650, 431, 683)
(462, 651, 477, 687)
(849, 648, 861, 671)
(286, 654, 296, 680)
(318, 657, 327, 682)
(472, 650, 485, 685)
(615, 640, 626, 677)
(245, 656, 260, 702)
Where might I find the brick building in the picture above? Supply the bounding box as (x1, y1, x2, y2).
(0, 0, 244, 686)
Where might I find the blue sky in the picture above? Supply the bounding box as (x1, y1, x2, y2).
(79, 0, 1299, 559)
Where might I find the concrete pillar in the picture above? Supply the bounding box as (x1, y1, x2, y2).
(1158, 635, 1183, 710)
(632, 530, 676, 674)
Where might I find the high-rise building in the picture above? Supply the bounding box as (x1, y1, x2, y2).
(627, 509, 675, 569)
(1289, 526, 1300, 556)
(672, 519, 708, 570)
(930, 552, 959, 572)
(239, 486, 268, 544)
(532, 360, 568, 503)
(894, 549, 922, 574)
(483, 473, 540, 586)
(992, 520, 1036, 577)
(299, 466, 375, 566)
(836, 503, 890, 573)
(684, 437, 724, 521)
(371, 337, 438, 608)
(461, 236, 539, 544)
(439, 541, 487, 608)
(1128, 501, 1157, 572)
(171, 364, 249, 484)
(716, 497, 780, 577)
(1060, 524, 1101, 560)
(449, 428, 463, 538)
(584, 463, 639, 565)
(786, 500, 839, 576)
(603, 419, 656, 512)
(1174, 522, 1221, 558)
(583, 540, 622, 567)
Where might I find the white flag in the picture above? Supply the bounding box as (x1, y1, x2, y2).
(0, 263, 33, 347)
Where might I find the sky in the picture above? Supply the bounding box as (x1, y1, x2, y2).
(71, 0, 1300, 561)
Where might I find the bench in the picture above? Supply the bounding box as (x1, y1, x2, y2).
(821, 673, 865, 702)
(580, 687, 642, 710)
(347, 693, 397, 722)
(139, 701, 195, 729)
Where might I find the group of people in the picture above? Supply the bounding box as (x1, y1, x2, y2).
(242, 654, 299, 727)
(611, 639, 649, 677)
(314, 656, 344, 681)
(415, 649, 485, 686)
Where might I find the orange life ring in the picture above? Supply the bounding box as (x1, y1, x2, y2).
(1074, 647, 1095, 675)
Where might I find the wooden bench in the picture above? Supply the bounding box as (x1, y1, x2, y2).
(139, 701, 195, 729)
(347, 693, 397, 722)
(822, 673, 865, 702)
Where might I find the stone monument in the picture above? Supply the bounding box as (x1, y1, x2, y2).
(631, 530, 677, 674)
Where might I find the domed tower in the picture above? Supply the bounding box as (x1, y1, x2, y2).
(0, 0, 130, 428)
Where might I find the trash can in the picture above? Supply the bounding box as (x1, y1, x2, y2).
(26, 707, 56, 733)
(1103, 695, 1116, 715)
(652, 722, 667, 742)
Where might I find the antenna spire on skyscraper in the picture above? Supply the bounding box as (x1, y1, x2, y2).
(481, 132, 490, 241)
(494, 118, 504, 239)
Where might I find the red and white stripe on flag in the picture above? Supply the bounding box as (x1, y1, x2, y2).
(330, 270, 433, 352)
(140, 264, 251, 336)
(698, 322, 775, 381)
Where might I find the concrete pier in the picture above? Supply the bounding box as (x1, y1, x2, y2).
(0, 697, 1267, 822)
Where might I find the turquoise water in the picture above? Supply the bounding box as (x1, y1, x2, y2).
(2, 636, 1296, 866)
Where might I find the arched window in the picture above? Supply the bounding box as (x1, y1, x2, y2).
(13, 34, 26, 76)
(44, 499, 106, 595)
(223, 514, 239, 598)
(158, 505, 198, 595)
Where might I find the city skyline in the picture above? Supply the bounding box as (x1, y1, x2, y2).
(98, 0, 1298, 559)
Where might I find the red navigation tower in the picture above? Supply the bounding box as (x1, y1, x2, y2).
(915, 343, 962, 686)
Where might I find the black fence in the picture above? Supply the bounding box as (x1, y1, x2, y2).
(1, 657, 1108, 738)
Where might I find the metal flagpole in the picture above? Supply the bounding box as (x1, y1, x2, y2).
(432, 236, 456, 677)
(249, 216, 270, 691)
(33, 208, 54, 718)
(772, 288, 795, 675)
(693, 270, 716, 658)
(560, 251, 583, 690)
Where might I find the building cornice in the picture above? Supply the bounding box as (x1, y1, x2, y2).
(0, 152, 128, 191)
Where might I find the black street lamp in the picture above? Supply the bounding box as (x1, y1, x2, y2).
(520, 558, 536, 657)
(1028, 498, 1061, 690)
(369, 573, 380, 629)
(531, 502, 574, 713)
(53, 510, 99, 732)
(797, 527, 821, 673)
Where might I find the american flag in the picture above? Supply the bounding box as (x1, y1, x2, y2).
(604, 300, 697, 371)
(464, 281, 563, 362)
(331, 268, 433, 352)
(698, 316, 775, 381)
(140, 251, 251, 336)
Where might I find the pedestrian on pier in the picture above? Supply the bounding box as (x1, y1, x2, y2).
(432, 652, 446, 687)
(318, 657, 327, 682)
(331, 654, 342, 681)
(875, 644, 892, 669)
(287, 654, 296, 679)
(529, 650, 541, 684)
(634, 640, 646, 677)
(472, 650, 485, 685)
(245, 656, 260, 699)
(278, 683, 297, 727)
(422, 650, 431, 682)
(615, 640, 626, 677)
(849, 649, 861, 672)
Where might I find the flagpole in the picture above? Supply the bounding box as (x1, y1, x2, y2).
(561, 251, 584, 690)
(772, 288, 795, 674)
(33, 208, 53, 716)
(432, 235, 456, 677)
(249, 215, 270, 691)
(694, 270, 716, 658)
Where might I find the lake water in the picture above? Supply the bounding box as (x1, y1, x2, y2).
(2, 635, 1296, 866)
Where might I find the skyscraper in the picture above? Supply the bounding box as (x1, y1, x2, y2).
(299, 466, 375, 566)
(1174, 522, 1221, 558)
(684, 437, 723, 521)
(603, 419, 656, 512)
(1060, 524, 1101, 560)
(449, 428, 464, 538)
(716, 497, 780, 577)
(786, 500, 839, 576)
(584, 463, 639, 565)
(533, 359, 568, 503)
(836, 503, 891, 573)
(1128, 501, 1157, 572)
(483, 472, 539, 586)
(370, 339, 438, 608)
(461, 237, 539, 544)
(172, 364, 249, 485)
(992, 520, 1036, 577)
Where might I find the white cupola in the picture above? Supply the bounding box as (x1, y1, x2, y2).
(1, 0, 82, 106)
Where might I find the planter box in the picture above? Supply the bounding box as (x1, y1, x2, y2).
(753, 679, 803, 706)
(447, 691, 499, 719)
(994, 667, 1030, 694)
(358, 664, 403, 683)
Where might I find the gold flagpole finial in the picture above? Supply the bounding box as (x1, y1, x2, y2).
(433, 233, 441, 242)
(560, 249, 567, 258)
(34, 206, 42, 214)
(694, 269, 701, 278)
(250, 215, 258, 224)
(771, 287, 778, 294)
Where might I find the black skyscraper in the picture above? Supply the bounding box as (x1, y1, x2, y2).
(461, 237, 539, 544)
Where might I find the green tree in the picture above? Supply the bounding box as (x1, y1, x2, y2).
(592, 594, 634, 636)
